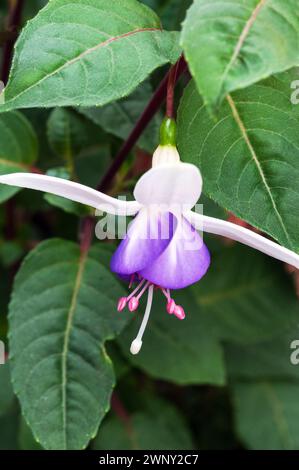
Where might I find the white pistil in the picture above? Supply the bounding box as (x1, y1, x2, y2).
(130, 284, 154, 355)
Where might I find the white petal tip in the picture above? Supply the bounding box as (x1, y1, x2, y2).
(0, 174, 20, 184)
(130, 339, 142, 355)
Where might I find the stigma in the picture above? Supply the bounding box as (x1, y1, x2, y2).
(117, 276, 186, 355)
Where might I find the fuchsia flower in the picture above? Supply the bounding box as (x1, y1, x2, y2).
(0, 119, 298, 355)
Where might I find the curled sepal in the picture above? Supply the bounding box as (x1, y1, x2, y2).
(0, 173, 140, 215)
(187, 211, 299, 270)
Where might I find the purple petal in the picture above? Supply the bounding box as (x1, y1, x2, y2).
(110, 209, 174, 276)
(138, 215, 210, 289)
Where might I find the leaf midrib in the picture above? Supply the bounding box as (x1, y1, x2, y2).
(226, 94, 293, 249)
(6, 27, 161, 105)
(0, 156, 32, 170)
(219, 0, 267, 96)
(61, 249, 88, 449)
(261, 381, 293, 449)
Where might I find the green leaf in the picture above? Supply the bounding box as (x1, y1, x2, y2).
(9, 239, 128, 450)
(79, 80, 162, 153)
(232, 381, 299, 450)
(44, 193, 91, 216)
(0, 363, 15, 416)
(178, 70, 299, 251)
(181, 0, 299, 112)
(0, 0, 180, 112)
(0, 111, 38, 202)
(47, 108, 89, 169)
(0, 241, 24, 268)
(226, 328, 299, 381)
(93, 398, 193, 450)
(193, 245, 299, 344)
(74, 145, 111, 189)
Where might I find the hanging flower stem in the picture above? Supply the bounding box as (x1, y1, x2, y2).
(1, 0, 25, 84)
(166, 60, 180, 119)
(79, 56, 188, 251)
(97, 55, 187, 194)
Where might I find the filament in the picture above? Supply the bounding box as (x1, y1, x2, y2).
(126, 278, 146, 301)
(136, 281, 150, 300)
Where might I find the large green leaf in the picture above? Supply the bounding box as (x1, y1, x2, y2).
(0, 0, 180, 112)
(232, 381, 299, 450)
(192, 245, 299, 345)
(181, 0, 299, 112)
(226, 328, 299, 381)
(47, 108, 89, 166)
(178, 70, 299, 251)
(94, 398, 193, 450)
(79, 80, 162, 153)
(9, 239, 128, 450)
(0, 112, 38, 202)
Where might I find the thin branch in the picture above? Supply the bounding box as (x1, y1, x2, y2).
(79, 216, 94, 254)
(97, 56, 187, 193)
(111, 392, 137, 448)
(166, 60, 180, 118)
(79, 56, 188, 249)
(1, 0, 25, 84)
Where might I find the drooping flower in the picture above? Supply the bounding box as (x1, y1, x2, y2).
(0, 118, 298, 354)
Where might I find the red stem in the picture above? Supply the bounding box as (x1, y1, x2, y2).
(76, 56, 187, 253)
(79, 216, 94, 254)
(79, 57, 187, 251)
(97, 56, 187, 194)
(1, 0, 25, 84)
(111, 392, 132, 426)
(111, 392, 137, 447)
(166, 60, 180, 118)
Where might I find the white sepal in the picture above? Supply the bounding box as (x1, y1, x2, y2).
(134, 163, 202, 211)
(186, 211, 299, 269)
(0, 173, 140, 216)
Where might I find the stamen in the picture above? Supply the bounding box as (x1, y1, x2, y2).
(129, 275, 135, 289)
(128, 296, 139, 312)
(166, 299, 176, 314)
(173, 305, 185, 320)
(130, 284, 154, 355)
(162, 288, 170, 300)
(136, 281, 150, 300)
(117, 297, 127, 312)
(127, 278, 146, 301)
(161, 288, 186, 319)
